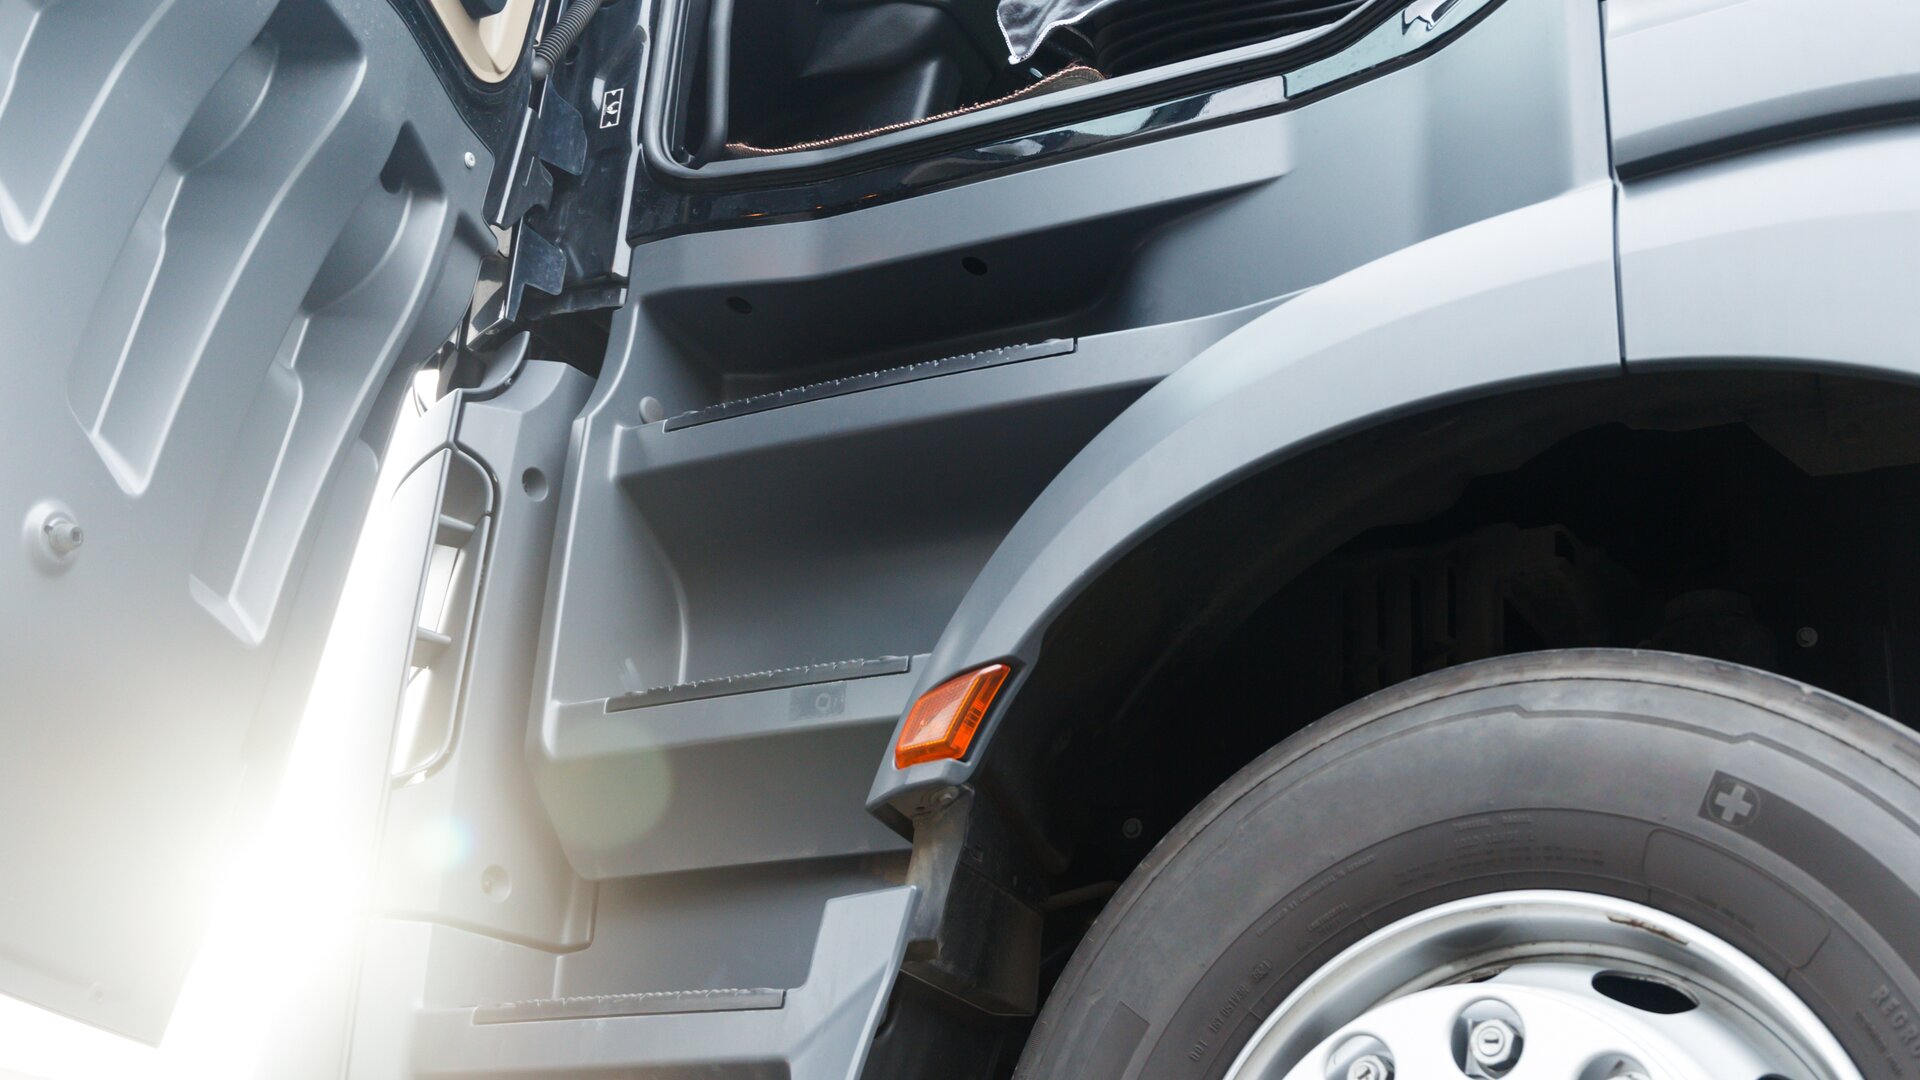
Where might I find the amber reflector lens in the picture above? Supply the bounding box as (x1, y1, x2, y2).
(894, 663, 1012, 768)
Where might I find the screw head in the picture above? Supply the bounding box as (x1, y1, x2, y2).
(42, 514, 84, 557)
(1795, 625, 1819, 648)
(1470, 1018, 1518, 1069)
(1346, 1054, 1392, 1080)
(1121, 817, 1144, 839)
(463, 151, 478, 169)
(23, 501, 84, 573)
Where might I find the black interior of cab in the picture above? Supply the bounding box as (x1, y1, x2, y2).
(709, 0, 1006, 153)
(668, 0, 1369, 160)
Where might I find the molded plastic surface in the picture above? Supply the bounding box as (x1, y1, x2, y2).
(539, 661, 920, 877)
(404, 886, 916, 1079)
(877, 180, 1621, 802)
(373, 362, 599, 950)
(1606, 0, 1920, 171)
(860, 0, 1617, 803)
(0, 0, 491, 1042)
(1618, 124, 1920, 378)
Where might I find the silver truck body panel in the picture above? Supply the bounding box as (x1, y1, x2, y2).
(1619, 124, 1920, 375)
(866, 0, 1615, 801)
(1605, 0, 1920, 171)
(876, 180, 1621, 798)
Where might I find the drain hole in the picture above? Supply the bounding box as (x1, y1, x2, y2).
(725, 295, 753, 314)
(1592, 971, 1697, 1014)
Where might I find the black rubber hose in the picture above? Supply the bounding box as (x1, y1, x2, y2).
(531, 0, 605, 79)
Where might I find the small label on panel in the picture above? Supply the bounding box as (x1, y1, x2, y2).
(792, 683, 846, 720)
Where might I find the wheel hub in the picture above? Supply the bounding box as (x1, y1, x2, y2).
(1287, 966, 1766, 1080)
(1226, 891, 1861, 1080)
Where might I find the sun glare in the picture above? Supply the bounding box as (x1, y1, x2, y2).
(0, 403, 424, 1080)
(0, 705, 366, 1079)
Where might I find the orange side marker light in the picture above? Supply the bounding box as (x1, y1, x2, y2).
(894, 663, 1012, 768)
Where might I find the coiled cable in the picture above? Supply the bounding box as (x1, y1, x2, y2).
(531, 0, 606, 79)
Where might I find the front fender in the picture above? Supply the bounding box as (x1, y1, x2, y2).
(871, 180, 1623, 806)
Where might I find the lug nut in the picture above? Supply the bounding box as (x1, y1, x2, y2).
(1346, 1054, 1392, 1080)
(1470, 1018, 1519, 1070)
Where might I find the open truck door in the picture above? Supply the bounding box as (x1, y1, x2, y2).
(0, 0, 535, 1043)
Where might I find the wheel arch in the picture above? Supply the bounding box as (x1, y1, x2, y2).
(874, 117, 1920, 817)
(868, 180, 1626, 811)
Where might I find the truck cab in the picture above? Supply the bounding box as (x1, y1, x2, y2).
(6, 1, 1920, 1077)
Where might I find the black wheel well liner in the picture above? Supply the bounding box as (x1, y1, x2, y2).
(968, 365, 1920, 866)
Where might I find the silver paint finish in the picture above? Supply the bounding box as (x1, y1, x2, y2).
(1226, 891, 1858, 1080)
(1607, 0, 1920, 169)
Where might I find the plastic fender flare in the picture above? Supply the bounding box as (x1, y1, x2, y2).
(869, 180, 1623, 807)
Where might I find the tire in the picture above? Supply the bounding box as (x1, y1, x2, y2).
(1014, 649, 1920, 1080)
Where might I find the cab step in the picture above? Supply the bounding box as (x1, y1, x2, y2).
(473, 987, 785, 1024)
(663, 339, 1077, 429)
(606, 655, 911, 712)
(410, 887, 916, 1079)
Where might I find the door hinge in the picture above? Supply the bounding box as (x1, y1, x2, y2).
(470, 0, 644, 351)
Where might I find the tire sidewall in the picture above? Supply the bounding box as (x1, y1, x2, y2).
(1017, 651, 1920, 1080)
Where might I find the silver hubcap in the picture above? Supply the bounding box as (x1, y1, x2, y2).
(1223, 891, 1860, 1080)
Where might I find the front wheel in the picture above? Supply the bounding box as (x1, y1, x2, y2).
(1016, 650, 1920, 1080)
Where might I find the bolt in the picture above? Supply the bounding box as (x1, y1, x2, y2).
(1796, 626, 1819, 648)
(1470, 1018, 1519, 1070)
(463, 151, 477, 169)
(1121, 817, 1144, 839)
(42, 513, 83, 557)
(930, 788, 959, 810)
(1346, 1054, 1392, 1080)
